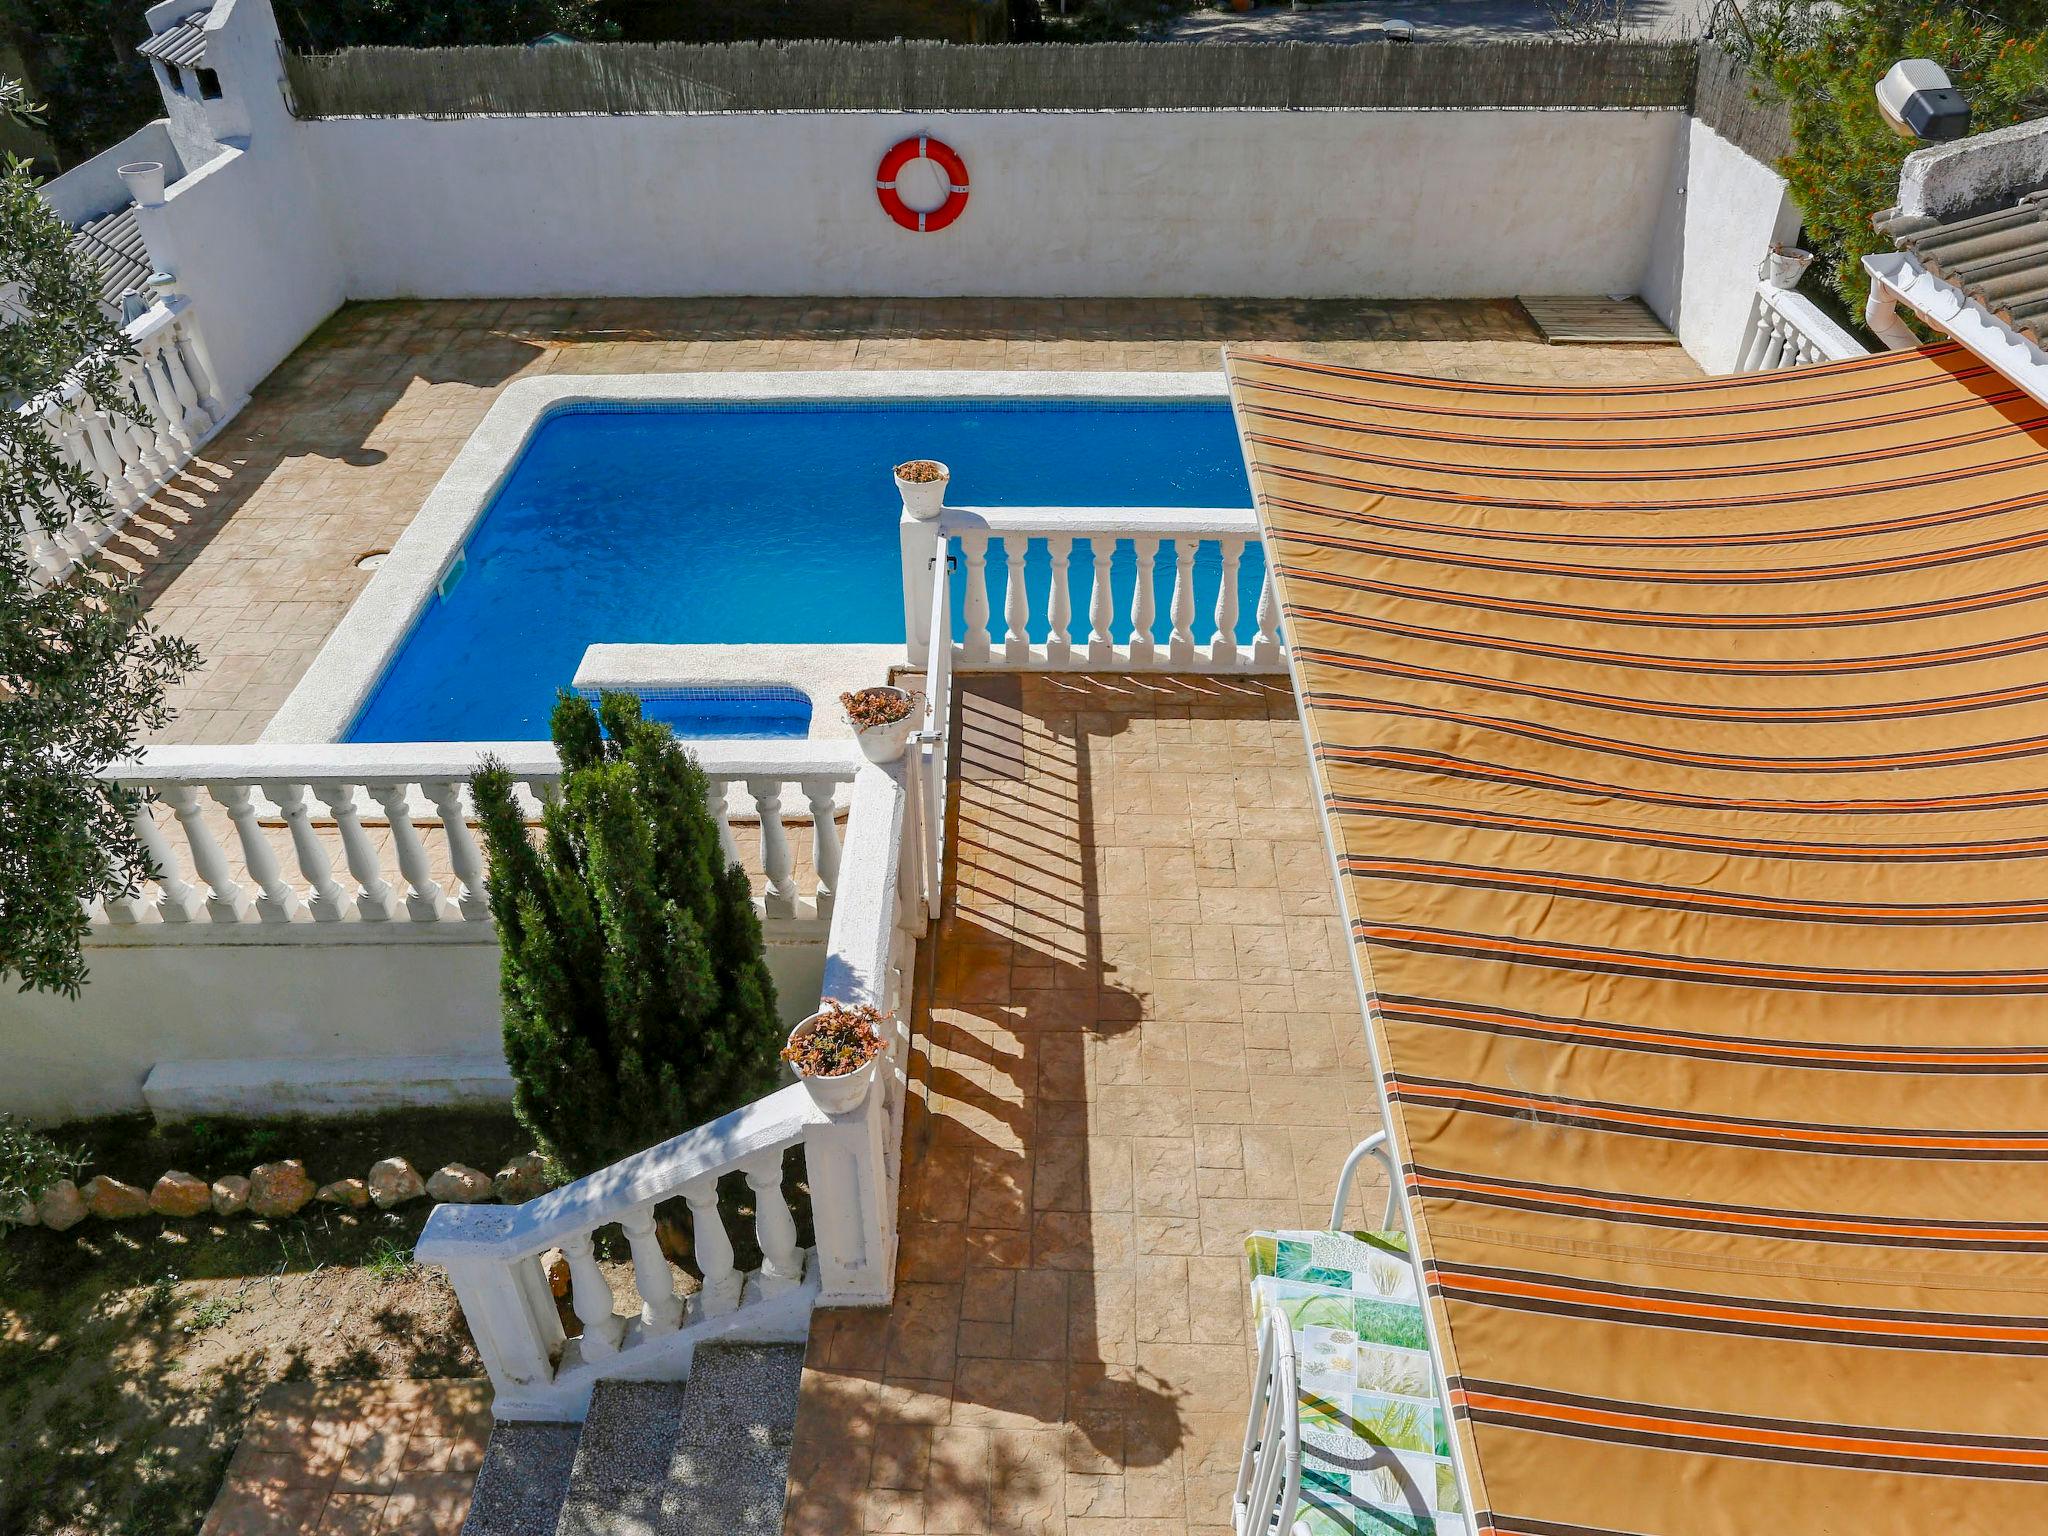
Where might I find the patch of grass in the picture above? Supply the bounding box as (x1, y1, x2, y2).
(366, 1237, 416, 1286)
(183, 1294, 243, 1332)
(141, 1270, 180, 1322)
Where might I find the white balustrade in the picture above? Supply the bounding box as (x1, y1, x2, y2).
(1735, 283, 1868, 373)
(416, 760, 917, 1421)
(914, 508, 1287, 675)
(14, 297, 232, 586)
(98, 740, 862, 933)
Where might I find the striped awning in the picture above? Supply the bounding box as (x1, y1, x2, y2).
(1224, 342, 2048, 1534)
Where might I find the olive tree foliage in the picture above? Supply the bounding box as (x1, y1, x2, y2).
(0, 78, 195, 996)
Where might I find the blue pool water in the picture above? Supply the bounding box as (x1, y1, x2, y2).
(346, 399, 1257, 742)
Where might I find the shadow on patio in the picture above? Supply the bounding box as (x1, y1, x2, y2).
(784, 674, 1386, 1536)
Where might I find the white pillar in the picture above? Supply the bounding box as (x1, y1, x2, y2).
(899, 512, 941, 669)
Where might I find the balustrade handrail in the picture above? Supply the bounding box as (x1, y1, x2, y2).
(1737, 282, 1867, 373)
(108, 738, 863, 785)
(941, 504, 1258, 537)
(17, 294, 230, 586)
(416, 1081, 822, 1263)
(914, 502, 1286, 675)
(1756, 284, 1866, 361)
(97, 738, 865, 930)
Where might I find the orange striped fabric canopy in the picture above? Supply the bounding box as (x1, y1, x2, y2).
(1223, 343, 2048, 1534)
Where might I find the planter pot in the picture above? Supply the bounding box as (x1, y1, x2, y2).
(118, 161, 166, 208)
(894, 461, 950, 521)
(1760, 246, 1814, 290)
(851, 686, 917, 764)
(787, 1013, 881, 1114)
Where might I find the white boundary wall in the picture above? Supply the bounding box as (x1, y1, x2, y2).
(5, 926, 828, 1123)
(1642, 116, 1803, 373)
(102, 0, 1805, 395)
(301, 109, 1681, 301)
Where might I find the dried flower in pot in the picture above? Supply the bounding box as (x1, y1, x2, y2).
(893, 458, 951, 520)
(842, 685, 919, 764)
(783, 1000, 889, 1113)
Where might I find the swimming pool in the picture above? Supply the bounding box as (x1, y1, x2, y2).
(344, 397, 1258, 742)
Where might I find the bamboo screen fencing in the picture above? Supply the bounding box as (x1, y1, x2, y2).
(282, 38, 1701, 118)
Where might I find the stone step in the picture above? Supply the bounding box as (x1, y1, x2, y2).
(554, 1380, 690, 1536)
(660, 1343, 806, 1536)
(461, 1421, 583, 1536)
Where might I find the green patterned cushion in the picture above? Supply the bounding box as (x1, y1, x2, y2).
(1244, 1231, 1467, 1536)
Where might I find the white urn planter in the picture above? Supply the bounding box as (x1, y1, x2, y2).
(786, 1012, 882, 1114)
(847, 685, 917, 764)
(118, 161, 166, 208)
(1760, 245, 1814, 290)
(894, 460, 950, 520)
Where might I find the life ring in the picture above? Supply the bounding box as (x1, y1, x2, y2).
(876, 135, 969, 233)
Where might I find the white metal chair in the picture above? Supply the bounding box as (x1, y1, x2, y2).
(1232, 1305, 1303, 1536)
(1232, 1131, 1434, 1536)
(1328, 1129, 1402, 1233)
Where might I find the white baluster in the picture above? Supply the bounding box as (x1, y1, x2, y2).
(212, 783, 301, 922)
(1087, 535, 1115, 665)
(76, 407, 136, 511)
(1739, 302, 1773, 373)
(156, 323, 212, 437)
(1213, 534, 1245, 668)
(1002, 535, 1031, 665)
(962, 531, 992, 662)
(1130, 535, 1160, 667)
(268, 782, 351, 922)
(619, 1205, 684, 1333)
(109, 377, 170, 486)
(423, 780, 490, 920)
(16, 505, 71, 584)
(1761, 317, 1790, 371)
(801, 778, 843, 920)
(131, 338, 190, 454)
(742, 1149, 805, 1298)
(561, 1229, 625, 1358)
(681, 1174, 743, 1317)
(125, 793, 204, 922)
(1253, 560, 1283, 667)
(158, 784, 250, 922)
(1168, 538, 1197, 667)
(748, 778, 797, 919)
(367, 783, 449, 921)
(711, 781, 742, 870)
(1046, 533, 1073, 667)
(169, 316, 222, 420)
(313, 781, 400, 921)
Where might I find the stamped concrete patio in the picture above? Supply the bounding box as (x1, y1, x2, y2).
(109, 296, 1701, 742)
(785, 673, 1382, 1536)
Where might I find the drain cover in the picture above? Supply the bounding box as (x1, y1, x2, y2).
(355, 550, 388, 570)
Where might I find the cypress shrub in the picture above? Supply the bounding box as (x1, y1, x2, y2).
(471, 691, 783, 1176)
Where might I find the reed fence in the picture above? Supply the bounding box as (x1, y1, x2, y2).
(282, 38, 1701, 118)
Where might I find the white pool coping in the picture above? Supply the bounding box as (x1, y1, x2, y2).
(266, 369, 1231, 744)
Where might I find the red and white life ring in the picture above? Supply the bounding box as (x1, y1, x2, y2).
(875, 135, 969, 233)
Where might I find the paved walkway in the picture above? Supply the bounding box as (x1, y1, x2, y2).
(105, 297, 1701, 743)
(199, 1380, 489, 1535)
(785, 674, 1382, 1536)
